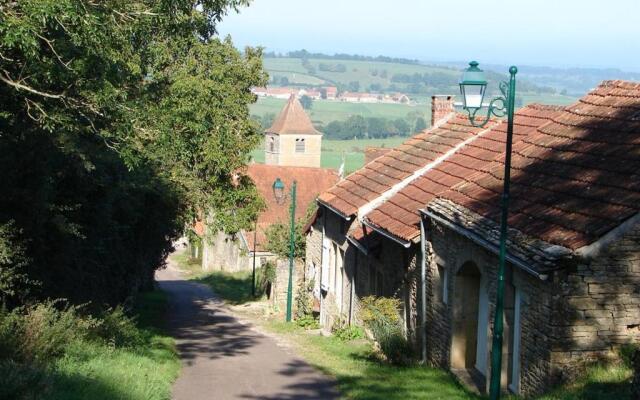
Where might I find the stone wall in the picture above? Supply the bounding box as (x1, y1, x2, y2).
(551, 223, 640, 376)
(270, 257, 304, 313)
(425, 218, 557, 396)
(202, 230, 275, 273)
(274, 134, 322, 168)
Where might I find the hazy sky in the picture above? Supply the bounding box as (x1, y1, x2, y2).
(218, 0, 640, 71)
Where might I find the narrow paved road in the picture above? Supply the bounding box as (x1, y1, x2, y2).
(156, 260, 339, 400)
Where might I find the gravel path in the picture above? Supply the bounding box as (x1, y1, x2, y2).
(156, 261, 339, 400)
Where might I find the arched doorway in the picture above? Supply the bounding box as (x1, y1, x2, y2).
(451, 261, 488, 375)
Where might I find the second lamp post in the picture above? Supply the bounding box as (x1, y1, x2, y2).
(459, 61, 517, 400)
(272, 177, 297, 322)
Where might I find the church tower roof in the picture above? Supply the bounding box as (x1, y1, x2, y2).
(266, 94, 322, 135)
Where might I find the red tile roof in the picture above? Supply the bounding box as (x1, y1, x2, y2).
(244, 164, 339, 251)
(318, 114, 490, 217)
(439, 80, 640, 250)
(364, 104, 565, 242)
(266, 94, 322, 136)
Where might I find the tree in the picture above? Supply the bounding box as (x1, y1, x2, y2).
(348, 81, 360, 92)
(393, 119, 411, 136)
(0, 0, 266, 306)
(280, 76, 290, 86)
(264, 202, 317, 260)
(414, 117, 428, 132)
(320, 88, 327, 99)
(299, 95, 313, 110)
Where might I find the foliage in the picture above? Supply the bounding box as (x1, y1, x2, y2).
(294, 278, 318, 330)
(264, 200, 317, 260)
(257, 261, 277, 297)
(333, 325, 364, 341)
(0, 0, 265, 306)
(299, 94, 314, 109)
(414, 117, 428, 132)
(359, 296, 413, 365)
(296, 314, 320, 330)
(323, 115, 414, 140)
(0, 293, 179, 400)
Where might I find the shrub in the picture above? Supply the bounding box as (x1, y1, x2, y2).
(333, 325, 364, 341)
(359, 296, 413, 365)
(92, 306, 144, 348)
(19, 301, 96, 363)
(296, 314, 319, 330)
(257, 261, 276, 297)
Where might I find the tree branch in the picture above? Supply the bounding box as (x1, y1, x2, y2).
(0, 69, 64, 99)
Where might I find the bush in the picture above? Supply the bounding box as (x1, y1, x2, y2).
(296, 314, 319, 330)
(359, 296, 413, 365)
(257, 261, 276, 297)
(333, 325, 364, 341)
(92, 306, 144, 348)
(19, 302, 96, 363)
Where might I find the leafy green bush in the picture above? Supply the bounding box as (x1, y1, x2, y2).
(333, 325, 364, 341)
(257, 261, 276, 297)
(18, 302, 96, 363)
(296, 314, 320, 330)
(359, 296, 413, 365)
(92, 306, 144, 348)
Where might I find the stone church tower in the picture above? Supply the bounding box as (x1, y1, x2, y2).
(265, 94, 322, 168)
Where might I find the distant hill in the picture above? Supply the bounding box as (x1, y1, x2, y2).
(263, 51, 576, 106)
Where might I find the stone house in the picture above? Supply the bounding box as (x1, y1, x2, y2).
(306, 82, 640, 396)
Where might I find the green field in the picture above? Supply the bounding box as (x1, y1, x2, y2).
(251, 137, 407, 174)
(251, 96, 428, 126)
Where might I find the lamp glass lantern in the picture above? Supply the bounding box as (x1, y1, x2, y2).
(272, 177, 286, 205)
(459, 61, 488, 110)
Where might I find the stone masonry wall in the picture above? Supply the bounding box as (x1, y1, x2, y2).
(552, 223, 640, 377)
(426, 218, 557, 396)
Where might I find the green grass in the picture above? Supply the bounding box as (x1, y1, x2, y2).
(251, 96, 427, 126)
(10, 291, 181, 400)
(251, 137, 407, 174)
(264, 320, 481, 400)
(195, 270, 255, 305)
(537, 364, 633, 400)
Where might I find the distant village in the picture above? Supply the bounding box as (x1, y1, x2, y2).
(251, 85, 411, 104)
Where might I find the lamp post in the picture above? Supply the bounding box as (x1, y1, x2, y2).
(252, 218, 257, 297)
(459, 61, 517, 400)
(272, 177, 297, 322)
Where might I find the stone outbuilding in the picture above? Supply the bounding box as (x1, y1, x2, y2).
(306, 82, 640, 396)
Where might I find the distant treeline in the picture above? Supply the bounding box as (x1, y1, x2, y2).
(264, 49, 420, 65)
(253, 113, 428, 141)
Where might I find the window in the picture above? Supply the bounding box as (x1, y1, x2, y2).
(437, 264, 448, 304)
(295, 138, 305, 153)
(268, 137, 275, 152)
(335, 248, 344, 312)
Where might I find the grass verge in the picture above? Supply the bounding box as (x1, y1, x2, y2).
(1, 290, 180, 400)
(198, 269, 636, 400)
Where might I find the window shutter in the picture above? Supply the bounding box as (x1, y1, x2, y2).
(321, 237, 330, 291)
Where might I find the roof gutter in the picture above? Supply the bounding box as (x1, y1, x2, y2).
(362, 219, 412, 249)
(420, 209, 549, 280)
(317, 199, 353, 221)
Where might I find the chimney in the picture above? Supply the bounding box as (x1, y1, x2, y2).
(431, 95, 455, 127)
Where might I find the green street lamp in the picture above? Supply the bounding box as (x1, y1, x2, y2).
(459, 61, 518, 399)
(272, 177, 297, 322)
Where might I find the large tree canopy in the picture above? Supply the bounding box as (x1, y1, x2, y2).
(0, 0, 266, 306)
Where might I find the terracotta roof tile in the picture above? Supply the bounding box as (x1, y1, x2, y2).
(438, 80, 640, 250)
(318, 114, 489, 216)
(266, 94, 322, 135)
(244, 164, 338, 251)
(364, 104, 564, 242)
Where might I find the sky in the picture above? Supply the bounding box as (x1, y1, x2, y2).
(218, 0, 640, 72)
